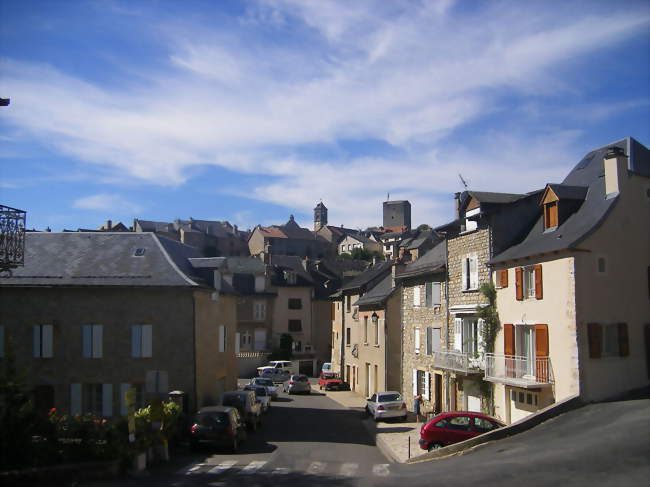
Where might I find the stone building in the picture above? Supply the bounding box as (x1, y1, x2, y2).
(0, 232, 238, 417)
(248, 216, 329, 259)
(395, 242, 447, 414)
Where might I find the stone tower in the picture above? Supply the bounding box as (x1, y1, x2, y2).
(383, 200, 411, 230)
(314, 202, 328, 231)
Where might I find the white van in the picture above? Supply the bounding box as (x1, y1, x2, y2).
(321, 362, 332, 374)
(257, 360, 295, 376)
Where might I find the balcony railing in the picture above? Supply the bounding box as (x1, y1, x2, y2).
(0, 204, 26, 275)
(433, 350, 484, 374)
(484, 353, 554, 388)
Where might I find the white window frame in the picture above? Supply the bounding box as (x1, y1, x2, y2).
(33, 324, 53, 358)
(414, 327, 421, 354)
(254, 301, 266, 321)
(82, 324, 103, 358)
(523, 266, 536, 298)
(465, 207, 480, 232)
(131, 324, 152, 358)
(413, 286, 421, 307)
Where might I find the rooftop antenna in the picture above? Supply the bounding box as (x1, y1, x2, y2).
(387, 192, 390, 201)
(458, 173, 469, 189)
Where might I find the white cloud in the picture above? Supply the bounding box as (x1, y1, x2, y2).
(2, 1, 649, 227)
(72, 193, 142, 214)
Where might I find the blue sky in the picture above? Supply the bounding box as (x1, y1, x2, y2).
(1, 0, 649, 232)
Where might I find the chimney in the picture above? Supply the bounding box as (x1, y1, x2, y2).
(454, 192, 461, 220)
(391, 261, 404, 288)
(604, 146, 628, 198)
(106, 220, 112, 230)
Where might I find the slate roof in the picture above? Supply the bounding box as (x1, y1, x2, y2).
(396, 241, 446, 279)
(270, 255, 314, 285)
(545, 184, 588, 201)
(256, 217, 315, 241)
(353, 273, 395, 306)
(463, 191, 525, 206)
(341, 261, 392, 292)
(0, 232, 202, 287)
(490, 137, 649, 265)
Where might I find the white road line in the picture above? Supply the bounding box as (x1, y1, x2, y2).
(339, 463, 359, 477)
(307, 461, 326, 475)
(208, 460, 237, 475)
(272, 467, 291, 475)
(372, 464, 391, 477)
(237, 460, 267, 474)
(176, 463, 206, 475)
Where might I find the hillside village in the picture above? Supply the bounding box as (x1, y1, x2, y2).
(1, 136, 649, 430)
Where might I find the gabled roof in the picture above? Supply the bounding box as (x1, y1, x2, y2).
(490, 137, 649, 265)
(0, 232, 203, 287)
(353, 273, 395, 307)
(341, 261, 392, 292)
(543, 184, 588, 202)
(256, 217, 315, 241)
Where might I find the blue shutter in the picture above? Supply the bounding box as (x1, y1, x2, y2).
(131, 325, 142, 358)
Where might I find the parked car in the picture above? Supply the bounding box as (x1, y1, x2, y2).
(257, 360, 295, 376)
(189, 406, 247, 452)
(365, 391, 407, 421)
(283, 374, 311, 394)
(249, 377, 279, 400)
(221, 390, 262, 431)
(260, 368, 291, 384)
(419, 411, 505, 451)
(244, 385, 271, 413)
(318, 372, 344, 391)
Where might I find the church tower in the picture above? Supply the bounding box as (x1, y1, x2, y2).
(314, 202, 328, 232)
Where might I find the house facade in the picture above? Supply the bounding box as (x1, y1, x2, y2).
(338, 233, 382, 256)
(0, 232, 238, 417)
(249, 216, 329, 259)
(487, 138, 650, 424)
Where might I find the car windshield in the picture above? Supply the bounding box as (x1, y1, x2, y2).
(293, 375, 308, 382)
(255, 378, 273, 386)
(378, 393, 402, 402)
(322, 373, 339, 379)
(195, 412, 229, 426)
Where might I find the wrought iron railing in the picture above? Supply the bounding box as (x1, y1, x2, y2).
(433, 350, 484, 374)
(484, 353, 554, 386)
(0, 204, 26, 275)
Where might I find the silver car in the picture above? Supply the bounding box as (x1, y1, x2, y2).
(365, 391, 407, 421)
(244, 385, 271, 413)
(283, 374, 311, 394)
(249, 377, 279, 400)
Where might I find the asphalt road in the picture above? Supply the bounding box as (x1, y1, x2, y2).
(84, 384, 650, 487)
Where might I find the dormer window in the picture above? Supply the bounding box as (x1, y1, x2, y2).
(464, 207, 480, 232)
(540, 184, 587, 232)
(543, 201, 558, 230)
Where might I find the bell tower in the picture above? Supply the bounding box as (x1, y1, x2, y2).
(314, 202, 328, 232)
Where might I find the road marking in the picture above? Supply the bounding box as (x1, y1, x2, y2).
(208, 460, 237, 475)
(339, 463, 359, 477)
(176, 463, 206, 475)
(307, 461, 326, 474)
(272, 467, 291, 475)
(372, 464, 391, 477)
(237, 460, 267, 474)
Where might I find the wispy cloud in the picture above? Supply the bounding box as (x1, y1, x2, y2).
(72, 193, 142, 214)
(2, 1, 649, 227)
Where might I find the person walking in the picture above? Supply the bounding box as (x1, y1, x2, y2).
(414, 393, 423, 422)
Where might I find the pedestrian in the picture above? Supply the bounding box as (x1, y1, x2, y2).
(414, 393, 423, 422)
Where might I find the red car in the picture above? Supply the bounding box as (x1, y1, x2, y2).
(318, 372, 344, 390)
(419, 411, 505, 451)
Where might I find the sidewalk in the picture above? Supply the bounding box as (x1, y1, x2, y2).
(321, 388, 426, 463)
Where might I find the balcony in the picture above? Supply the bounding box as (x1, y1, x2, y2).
(484, 353, 554, 388)
(433, 350, 484, 375)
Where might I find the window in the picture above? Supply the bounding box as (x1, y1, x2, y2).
(544, 202, 558, 230)
(218, 325, 226, 352)
(131, 324, 152, 358)
(465, 208, 480, 232)
(416, 370, 426, 396)
(425, 282, 441, 307)
(73, 383, 113, 417)
(523, 267, 535, 298)
(254, 301, 266, 320)
(289, 319, 302, 332)
(454, 318, 482, 356)
(285, 271, 297, 285)
(288, 298, 302, 310)
(346, 295, 351, 312)
(474, 417, 499, 433)
(345, 327, 351, 345)
(374, 318, 379, 346)
(414, 327, 421, 353)
(134, 248, 146, 257)
(33, 325, 53, 358)
(83, 383, 103, 416)
(516, 265, 543, 300)
(293, 340, 302, 352)
(426, 327, 441, 355)
(462, 256, 479, 291)
(448, 416, 471, 431)
(363, 316, 368, 344)
(510, 389, 538, 407)
(82, 324, 103, 358)
(597, 257, 607, 274)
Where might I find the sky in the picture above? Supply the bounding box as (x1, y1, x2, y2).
(1, 0, 649, 232)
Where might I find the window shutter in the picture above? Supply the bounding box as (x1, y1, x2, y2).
(82, 325, 92, 358)
(412, 369, 418, 396)
(617, 323, 629, 357)
(102, 384, 113, 417)
(414, 328, 420, 353)
(470, 257, 478, 289)
(425, 372, 431, 400)
(425, 328, 432, 355)
(504, 324, 514, 355)
(432, 282, 441, 306)
(235, 332, 241, 354)
(461, 258, 468, 291)
(413, 286, 421, 307)
(142, 325, 152, 358)
(534, 264, 543, 300)
(535, 324, 549, 356)
(453, 318, 463, 352)
(93, 325, 103, 358)
(42, 325, 53, 358)
(477, 319, 486, 356)
(71, 383, 82, 416)
(587, 323, 602, 359)
(131, 325, 142, 358)
(33, 325, 41, 357)
(120, 383, 130, 416)
(499, 269, 508, 288)
(432, 328, 441, 352)
(515, 268, 523, 301)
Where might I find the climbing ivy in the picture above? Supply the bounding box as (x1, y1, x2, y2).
(477, 282, 500, 415)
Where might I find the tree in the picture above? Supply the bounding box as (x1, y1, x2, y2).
(417, 224, 431, 232)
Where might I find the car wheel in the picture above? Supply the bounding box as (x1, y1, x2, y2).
(428, 442, 443, 452)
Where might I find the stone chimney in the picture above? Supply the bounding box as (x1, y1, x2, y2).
(604, 146, 628, 198)
(391, 261, 405, 288)
(106, 220, 112, 230)
(454, 192, 461, 220)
